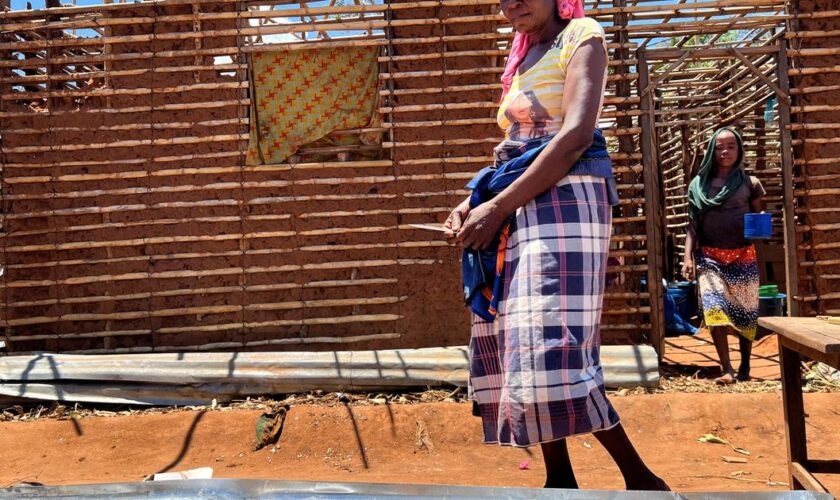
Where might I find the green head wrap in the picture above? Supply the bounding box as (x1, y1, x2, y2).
(687, 127, 747, 220)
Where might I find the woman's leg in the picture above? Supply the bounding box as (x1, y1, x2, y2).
(737, 334, 752, 381)
(593, 424, 670, 491)
(541, 439, 578, 489)
(711, 326, 737, 384)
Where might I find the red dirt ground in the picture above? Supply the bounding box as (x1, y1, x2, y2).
(663, 330, 782, 381)
(2, 393, 839, 494)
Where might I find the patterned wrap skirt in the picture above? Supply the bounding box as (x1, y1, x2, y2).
(469, 175, 620, 448)
(696, 245, 760, 341)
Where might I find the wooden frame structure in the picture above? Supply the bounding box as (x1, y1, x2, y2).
(0, 0, 835, 354)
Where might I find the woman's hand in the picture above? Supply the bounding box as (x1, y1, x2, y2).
(681, 258, 695, 281)
(457, 201, 506, 250)
(444, 196, 471, 240)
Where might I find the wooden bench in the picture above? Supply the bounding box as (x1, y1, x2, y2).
(757, 317, 840, 493)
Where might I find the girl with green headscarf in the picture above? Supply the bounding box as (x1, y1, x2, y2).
(683, 127, 766, 385)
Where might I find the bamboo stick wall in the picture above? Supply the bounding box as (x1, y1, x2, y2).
(0, 0, 799, 353)
(786, 0, 840, 316)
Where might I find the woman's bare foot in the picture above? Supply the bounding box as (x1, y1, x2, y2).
(544, 479, 578, 489)
(626, 473, 671, 491)
(715, 372, 737, 385)
(653, 476, 672, 491)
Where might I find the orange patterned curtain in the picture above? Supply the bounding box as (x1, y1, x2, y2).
(247, 46, 380, 165)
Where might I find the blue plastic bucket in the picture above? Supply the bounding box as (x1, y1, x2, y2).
(665, 284, 699, 336)
(744, 212, 772, 239)
(667, 283, 698, 324)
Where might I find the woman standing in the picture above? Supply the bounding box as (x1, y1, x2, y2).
(444, 0, 667, 490)
(683, 127, 766, 385)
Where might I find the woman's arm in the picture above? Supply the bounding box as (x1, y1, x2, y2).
(750, 176, 765, 213)
(443, 195, 471, 239)
(750, 197, 763, 213)
(682, 222, 696, 281)
(457, 38, 607, 250)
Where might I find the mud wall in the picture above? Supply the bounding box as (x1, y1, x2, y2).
(1, 0, 655, 353)
(787, 0, 840, 315)
(1, 2, 251, 352)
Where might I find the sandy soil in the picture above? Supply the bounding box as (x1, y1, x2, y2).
(663, 329, 782, 381)
(2, 393, 839, 494)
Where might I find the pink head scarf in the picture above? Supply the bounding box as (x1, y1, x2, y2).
(500, 0, 585, 100)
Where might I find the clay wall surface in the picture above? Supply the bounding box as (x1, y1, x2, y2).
(787, 0, 840, 315)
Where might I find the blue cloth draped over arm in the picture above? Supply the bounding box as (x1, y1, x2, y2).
(462, 129, 619, 321)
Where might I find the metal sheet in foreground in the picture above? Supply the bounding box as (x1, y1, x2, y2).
(0, 479, 832, 499)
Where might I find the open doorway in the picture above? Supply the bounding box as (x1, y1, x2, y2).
(637, 42, 797, 364)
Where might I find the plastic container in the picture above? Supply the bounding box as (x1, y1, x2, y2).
(759, 293, 786, 317)
(744, 212, 772, 239)
(665, 282, 699, 336)
(667, 282, 698, 325)
(757, 293, 787, 338)
(759, 284, 779, 298)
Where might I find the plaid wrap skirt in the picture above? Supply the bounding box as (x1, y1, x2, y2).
(469, 175, 620, 447)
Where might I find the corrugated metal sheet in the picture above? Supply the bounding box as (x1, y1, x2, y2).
(0, 479, 831, 499)
(0, 345, 658, 405)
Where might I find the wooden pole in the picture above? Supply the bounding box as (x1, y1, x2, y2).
(731, 47, 790, 105)
(0, 0, 7, 353)
(776, 44, 800, 316)
(637, 47, 666, 359)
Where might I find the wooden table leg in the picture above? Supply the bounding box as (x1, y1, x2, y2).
(779, 338, 807, 490)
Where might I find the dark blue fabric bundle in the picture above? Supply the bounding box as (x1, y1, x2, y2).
(462, 129, 617, 321)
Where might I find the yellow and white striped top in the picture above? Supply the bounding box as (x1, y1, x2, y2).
(497, 17, 607, 141)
